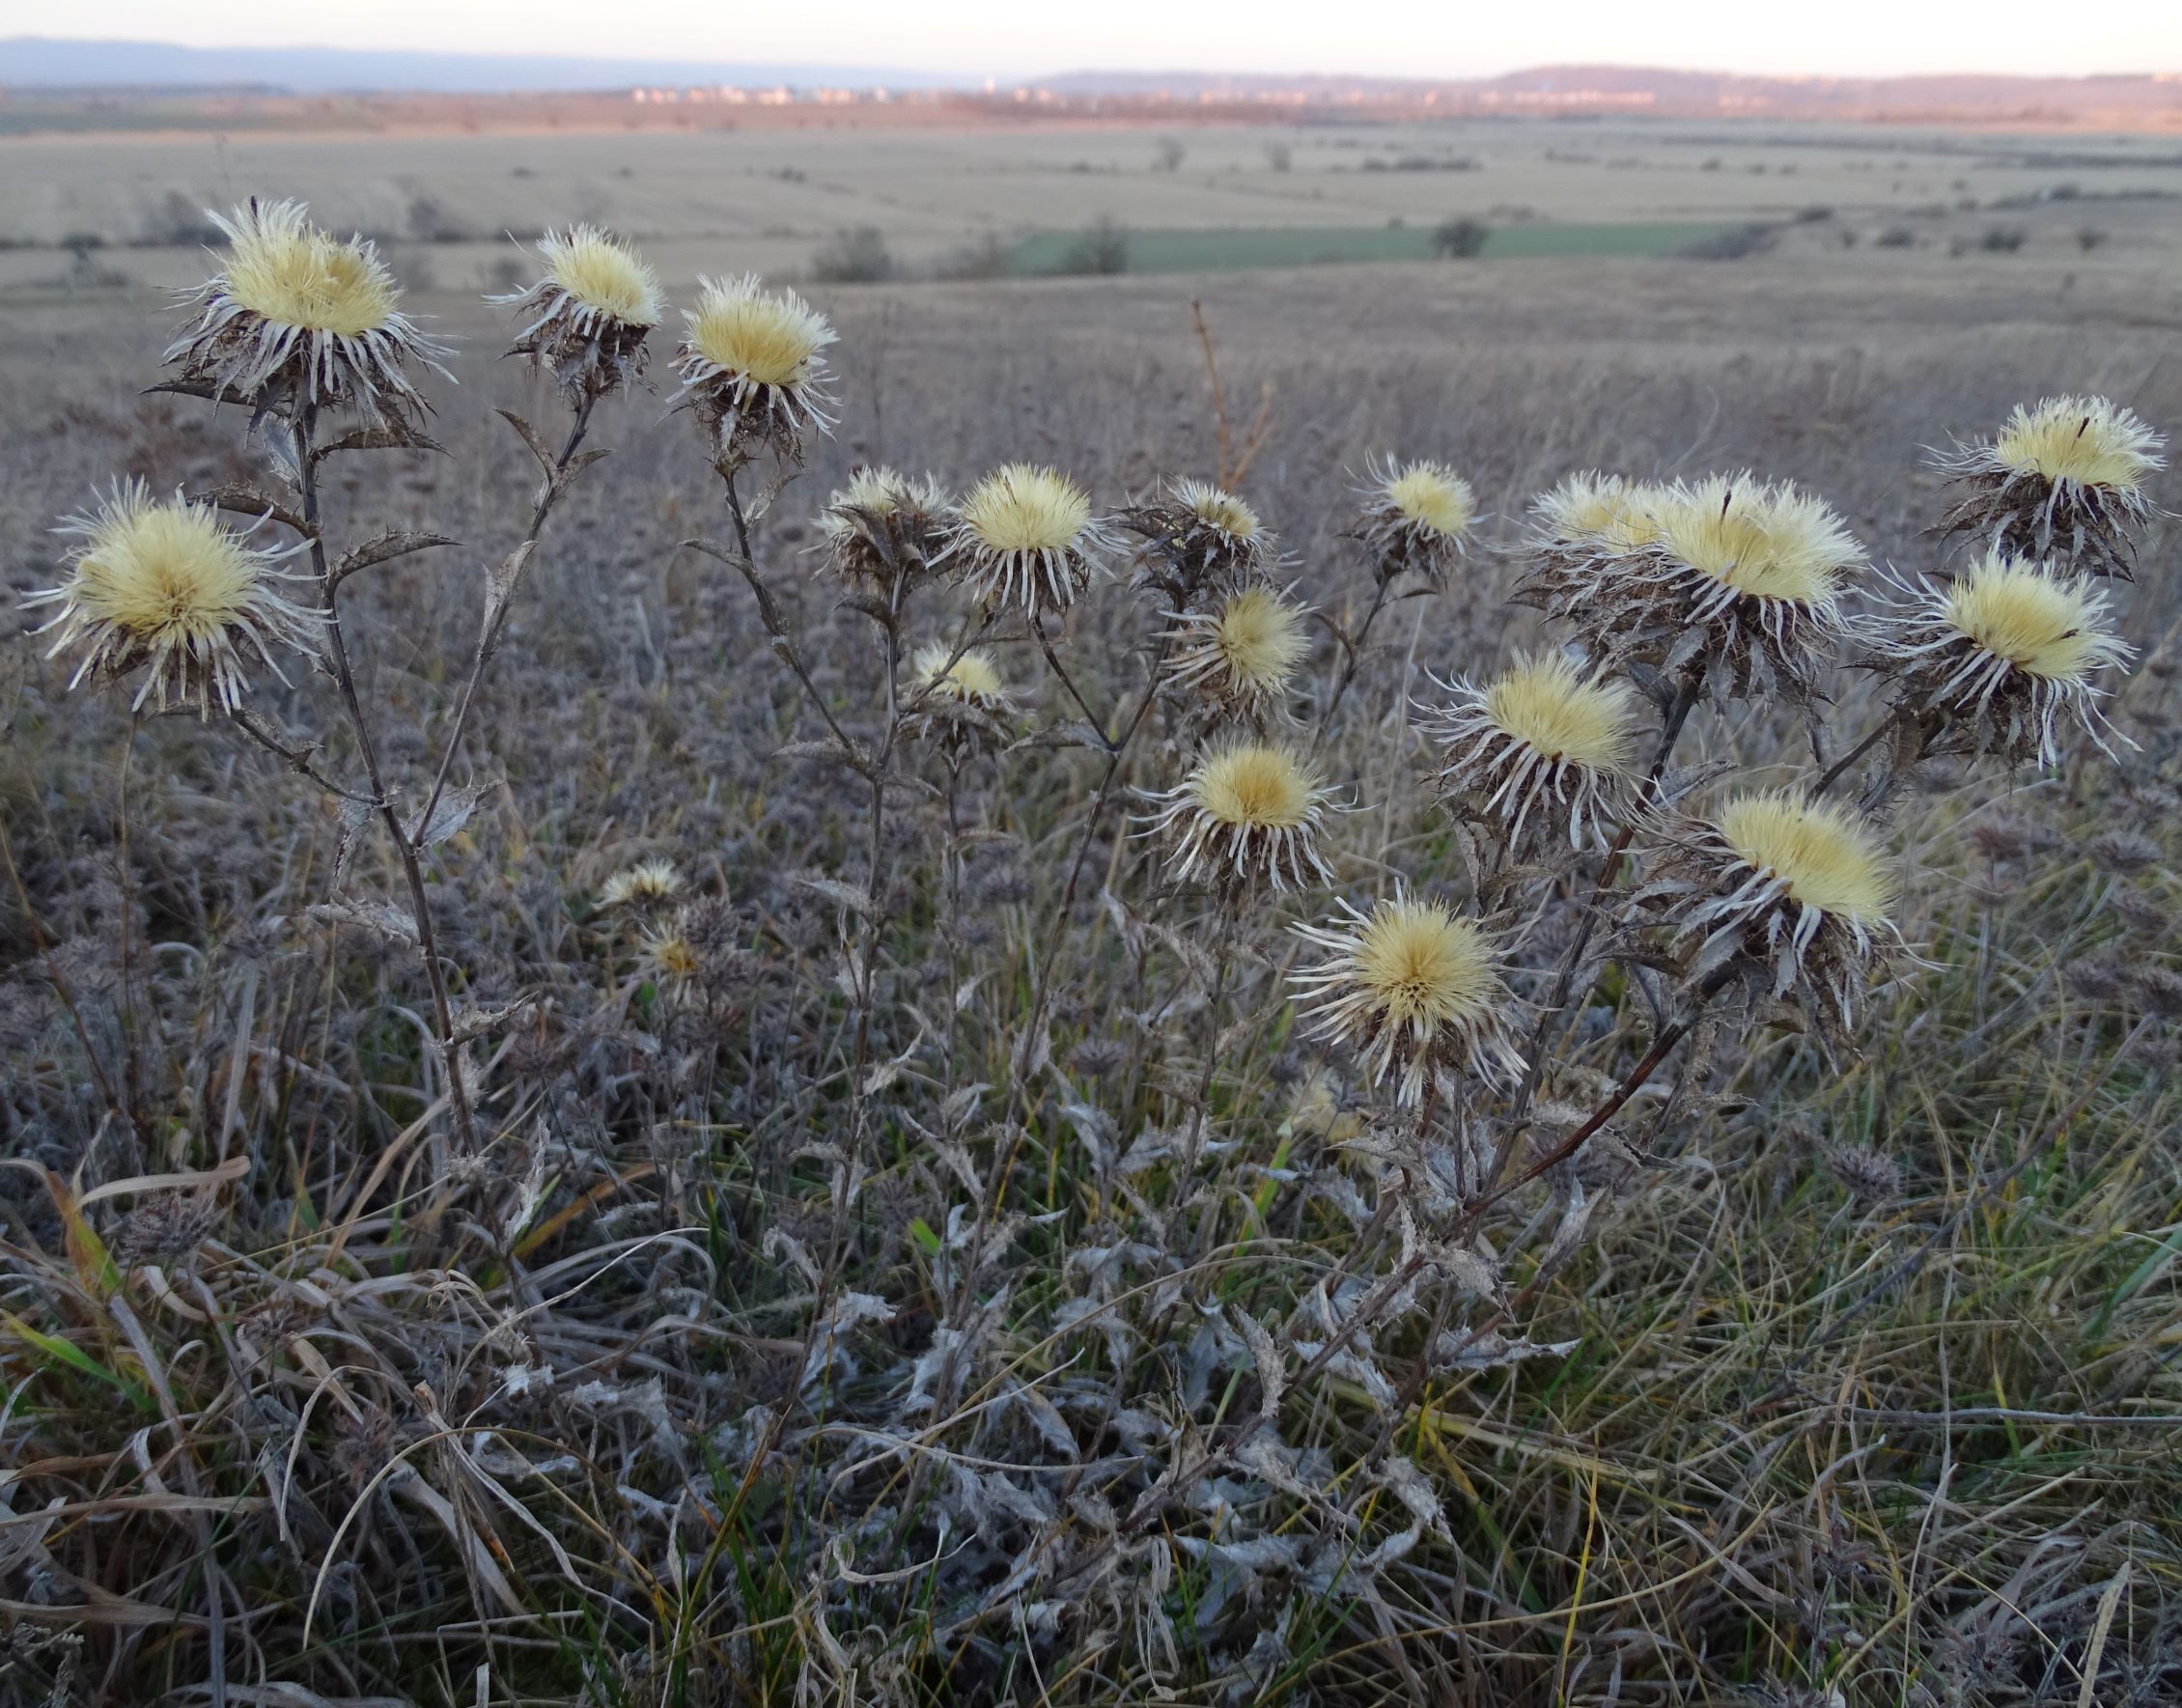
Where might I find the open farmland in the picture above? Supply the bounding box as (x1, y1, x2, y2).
(3, 112, 2181, 293)
(3, 102, 2182, 1707)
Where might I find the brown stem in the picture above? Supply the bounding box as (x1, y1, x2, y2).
(1312, 572, 1395, 745)
(1812, 705, 1908, 799)
(294, 403, 477, 1154)
(417, 391, 599, 836)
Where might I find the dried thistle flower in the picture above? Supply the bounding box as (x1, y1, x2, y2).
(940, 463, 1115, 616)
(1822, 1137, 1902, 1206)
(166, 198, 449, 423)
(1143, 742, 1336, 893)
(1289, 894, 1525, 1105)
(1420, 652, 1640, 855)
(1356, 455, 1475, 586)
(817, 467, 952, 593)
(600, 859, 685, 910)
(1162, 583, 1311, 724)
(1869, 553, 2131, 765)
(114, 1190, 221, 1269)
(907, 641, 1018, 765)
(640, 918, 704, 997)
(1528, 473, 1864, 702)
(1122, 477, 1273, 601)
(2135, 966, 2182, 1021)
(26, 480, 318, 714)
(491, 224, 662, 401)
(1933, 395, 2166, 577)
(1636, 790, 1899, 1038)
(673, 272, 837, 465)
(2087, 829, 2160, 877)
(1529, 471, 1667, 558)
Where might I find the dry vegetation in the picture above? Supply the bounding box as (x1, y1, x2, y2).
(1, 175, 2180, 1708)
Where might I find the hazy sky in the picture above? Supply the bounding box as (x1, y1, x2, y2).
(30, 0, 2182, 78)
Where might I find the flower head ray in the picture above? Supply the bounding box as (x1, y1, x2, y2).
(1870, 551, 2132, 764)
(939, 463, 1115, 617)
(1141, 742, 1337, 894)
(26, 480, 318, 715)
(1422, 652, 1640, 855)
(492, 225, 662, 400)
(674, 273, 837, 463)
(166, 198, 449, 424)
(1290, 894, 1525, 1105)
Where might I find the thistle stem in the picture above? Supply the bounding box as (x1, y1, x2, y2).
(293, 402, 477, 1156)
(417, 390, 599, 837)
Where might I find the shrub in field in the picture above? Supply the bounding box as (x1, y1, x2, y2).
(5, 195, 2179, 1705)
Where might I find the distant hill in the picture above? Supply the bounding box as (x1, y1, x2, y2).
(4, 39, 2178, 130)
(1041, 65, 2182, 126)
(0, 36, 959, 94)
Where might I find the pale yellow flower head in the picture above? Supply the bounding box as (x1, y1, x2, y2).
(1166, 584, 1310, 717)
(1715, 793, 1896, 929)
(1482, 654, 1639, 770)
(211, 199, 400, 337)
(1994, 396, 2162, 493)
(1342, 898, 1501, 1031)
(1943, 554, 2115, 683)
(168, 198, 446, 419)
(1175, 478, 1260, 542)
(960, 464, 1093, 555)
(1653, 475, 1863, 605)
(1535, 472, 1666, 550)
(1384, 462, 1473, 539)
(1191, 742, 1321, 829)
(538, 226, 662, 325)
(29, 480, 316, 714)
(1290, 894, 1525, 1103)
(945, 464, 1112, 613)
(685, 273, 833, 385)
(912, 642, 1007, 706)
(1147, 741, 1335, 892)
(601, 859, 685, 909)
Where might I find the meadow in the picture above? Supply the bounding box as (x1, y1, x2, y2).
(0, 112, 2179, 1708)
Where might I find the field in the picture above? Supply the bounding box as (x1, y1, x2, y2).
(5, 113, 2182, 291)
(2, 108, 2181, 1707)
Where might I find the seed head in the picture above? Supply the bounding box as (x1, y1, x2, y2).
(1822, 1138, 1902, 1207)
(1163, 583, 1311, 724)
(1143, 742, 1336, 894)
(1530, 471, 1667, 554)
(941, 463, 1115, 616)
(1422, 652, 1640, 855)
(1933, 396, 2166, 577)
(674, 273, 837, 464)
(640, 920, 704, 997)
(913, 642, 1008, 707)
(907, 642, 1016, 763)
(601, 859, 685, 910)
(1636, 790, 1899, 1038)
(1524, 473, 1864, 703)
(26, 481, 318, 715)
(1869, 553, 2131, 765)
(1356, 455, 1475, 586)
(166, 198, 448, 423)
(1290, 895, 1525, 1105)
(818, 467, 952, 589)
(1122, 477, 1273, 600)
(493, 225, 662, 400)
